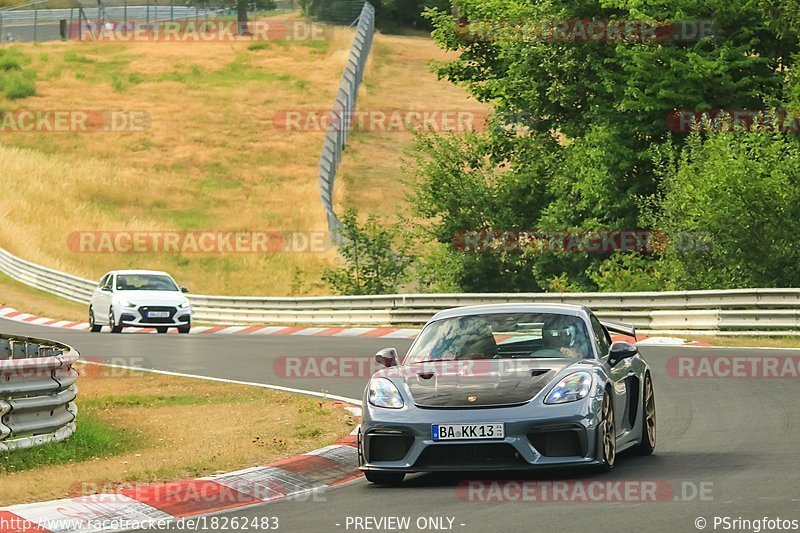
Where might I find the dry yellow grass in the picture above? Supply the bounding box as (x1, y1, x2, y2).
(336, 34, 485, 217)
(0, 28, 481, 299)
(0, 365, 354, 505)
(0, 272, 86, 320)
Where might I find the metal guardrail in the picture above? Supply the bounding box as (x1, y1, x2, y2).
(0, 0, 297, 43)
(317, 1, 374, 235)
(0, 333, 79, 453)
(2, 245, 800, 334)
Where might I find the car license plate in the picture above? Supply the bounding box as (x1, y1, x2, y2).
(147, 311, 170, 318)
(432, 423, 504, 441)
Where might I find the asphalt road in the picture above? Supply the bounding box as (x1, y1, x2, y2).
(3, 317, 799, 533)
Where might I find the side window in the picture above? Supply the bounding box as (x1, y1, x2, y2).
(590, 315, 611, 356)
(102, 275, 113, 290)
(98, 274, 108, 288)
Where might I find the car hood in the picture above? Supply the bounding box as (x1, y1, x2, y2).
(381, 359, 577, 408)
(115, 290, 187, 306)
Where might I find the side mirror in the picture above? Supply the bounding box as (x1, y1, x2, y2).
(375, 347, 398, 368)
(608, 341, 638, 366)
(181, 287, 189, 293)
(101, 286, 111, 292)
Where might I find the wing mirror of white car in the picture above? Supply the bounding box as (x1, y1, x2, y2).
(375, 347, 398, 368)
(101, 286, 111, 292)
(181, 287, 189, 293)
(608, 341, 638, 366)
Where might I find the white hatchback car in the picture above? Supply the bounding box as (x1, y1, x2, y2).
(89, 270, 191, 333)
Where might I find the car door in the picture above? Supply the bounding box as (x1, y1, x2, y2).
(91, 274, 108, 312)
(95, 273, 114, 320)
(590, 314, 630, 435)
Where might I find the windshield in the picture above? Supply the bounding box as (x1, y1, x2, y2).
(116, 274, 179, 292)
(404, 312, 592, 364)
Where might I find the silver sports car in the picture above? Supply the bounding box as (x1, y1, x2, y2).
(358, 304, 656, 484)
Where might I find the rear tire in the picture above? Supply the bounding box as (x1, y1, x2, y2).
(633, 373, 656, 455)
(156, 327, 168, 334)
(89, 308, 101, 333)
(364, 471, 405, 485)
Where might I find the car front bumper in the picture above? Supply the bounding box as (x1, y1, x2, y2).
(118, 309, 191, 327)
(359, 397, 605, 473)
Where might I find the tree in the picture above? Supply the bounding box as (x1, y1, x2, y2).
(322, 209, 412, 295)
(405, 0, 800, 291)
(644, 131, 800, 289)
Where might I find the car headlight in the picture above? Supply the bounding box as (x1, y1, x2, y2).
(114, 298, 136, 308)
(368, 378, 404, 409)
(179, 301, 191, 309)
(544, 372, 593, 404)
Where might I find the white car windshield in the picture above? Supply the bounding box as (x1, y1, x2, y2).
(405, 312, 592, 364)
(116, 274, 179, 292)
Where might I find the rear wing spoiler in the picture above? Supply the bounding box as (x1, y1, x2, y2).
(599, 319, 637, 341)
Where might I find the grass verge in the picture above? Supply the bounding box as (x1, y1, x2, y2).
(690, 336, 800, 349)
(0, 271, 87, 321)
(0, 364, 355, 505)
(0, 27, 480, 296)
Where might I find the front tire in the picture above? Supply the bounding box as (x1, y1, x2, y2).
(109, 311, 123, 334)
(633, 373, 656, 455)
(156, 327, 169, 334)
(89, 307, 102, 332)
(364, 471, 405, 485)
(596, 390, 616, 472)
(178, 322, 191, 334)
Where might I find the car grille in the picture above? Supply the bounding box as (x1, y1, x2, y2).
(366, 432, 414, 462)
(138, 306, 177, 323)
(527, 429, 587, 457)
(414, 444, 526, 469)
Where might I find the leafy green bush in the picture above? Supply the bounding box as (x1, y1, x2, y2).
(0, 48, 36, 99)
(587, 253, 665, 292)
(0, 70, 36, 99)
(322, 209, 411, 295)
(645, 132, 800, 289)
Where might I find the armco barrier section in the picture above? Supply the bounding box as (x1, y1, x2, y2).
(0, 333, 79, 452)
(317, 1, 374, 235)
(2, 246, 800, 333)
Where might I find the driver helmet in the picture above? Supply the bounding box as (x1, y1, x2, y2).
(543, 324, 575, 349)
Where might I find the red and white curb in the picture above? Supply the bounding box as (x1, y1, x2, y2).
(0, 307, 421, 339)
(0, 404, 363, 533)
(0, 306, 711, 345)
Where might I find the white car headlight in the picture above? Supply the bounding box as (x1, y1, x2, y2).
(544, 372, 593, 404)
(114, 298, 136, 308)
(179, 301, 191, 309)
(368, 378, 404, 409)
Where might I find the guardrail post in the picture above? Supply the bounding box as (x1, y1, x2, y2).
(33, 6, 38, 41)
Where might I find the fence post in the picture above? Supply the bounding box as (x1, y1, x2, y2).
(146, 0, 149, 24)
(170, 0, 173, 21)
(0, 14, 4, 45)
(124, 0, 127, 25)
